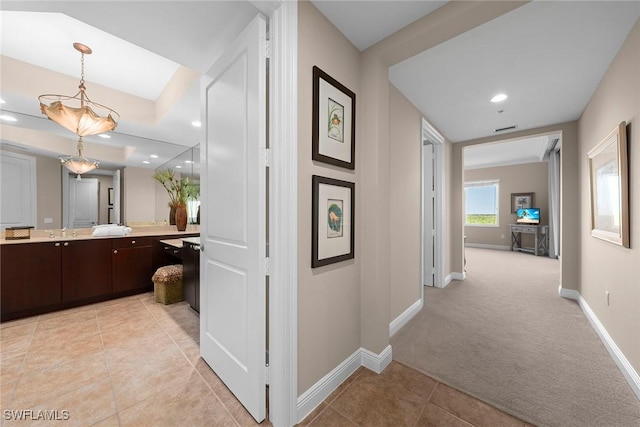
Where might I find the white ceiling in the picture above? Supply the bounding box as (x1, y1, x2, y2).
(1, 1, 639, 172)
(389, 1, 640, 144)
(0, 1, 260, 170)
(310, 0, 447, 51)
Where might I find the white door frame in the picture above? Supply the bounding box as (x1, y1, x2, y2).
(421, 118, 445, 295)
(250, 1, 298, 426)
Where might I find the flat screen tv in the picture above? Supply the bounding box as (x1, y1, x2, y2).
(516, 208, 540, 225)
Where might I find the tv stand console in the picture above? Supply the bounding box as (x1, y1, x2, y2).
(509, 224, 548, 256)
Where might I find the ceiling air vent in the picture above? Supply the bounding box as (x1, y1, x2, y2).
(494, 125, 517, 133)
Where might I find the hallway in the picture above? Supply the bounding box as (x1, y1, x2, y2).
(392, 248, 640, 426)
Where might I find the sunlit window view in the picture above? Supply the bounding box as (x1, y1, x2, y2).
(465, 180, 499, 226)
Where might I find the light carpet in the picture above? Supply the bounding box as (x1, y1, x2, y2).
(391, 247, 640, 427)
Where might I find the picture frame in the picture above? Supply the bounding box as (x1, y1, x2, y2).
(107, 207, 114, 224)
(588, 122, 629, 248)
(108, 187, 114, 206)
(511, 192, 534, 213)
(312, 175, 355, 267)
(312, 66, 356, 170)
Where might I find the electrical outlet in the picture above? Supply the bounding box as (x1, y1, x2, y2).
(500, 234, 505, 239)
(605, 291, 610, 306)
(44, 217, 53, 224)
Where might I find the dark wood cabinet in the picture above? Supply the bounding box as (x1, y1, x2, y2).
(182, 241, 200, 312)
(1, 242, 62, 316)
(112, 237, 153, 293)
(1, 233, 200, 321)
(62, 239, 112, 302)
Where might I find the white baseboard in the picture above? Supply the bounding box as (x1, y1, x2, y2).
(465, 243, 510, 251)
(296, 345, 393, 423)
(361, 345, 392, 374)
(447, 271, 466, 283)
(389, 299, 422, 337)
(559, 286, 640, 401)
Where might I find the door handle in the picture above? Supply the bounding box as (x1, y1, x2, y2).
(54, 242, 61, 247)
(63, 242, 69, 247)
(113, 249, 118, 254)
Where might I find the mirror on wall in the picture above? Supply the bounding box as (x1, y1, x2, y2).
(0, 139, 199, 230)
(154, 145, 201, 225)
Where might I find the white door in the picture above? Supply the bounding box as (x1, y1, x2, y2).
(200, 15, 267, 423)
(0, 151, 37, 229)
(69, 178, 98, 228)
(422, 142, 435, 287)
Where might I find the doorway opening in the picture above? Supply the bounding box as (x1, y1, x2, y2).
(421, 118, 444, 294)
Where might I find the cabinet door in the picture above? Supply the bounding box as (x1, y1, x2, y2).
(1, 242, 62, 315)
(62, 239, 112, 302)
(183, 243, 197, 311)
(112, 245, 153, 293)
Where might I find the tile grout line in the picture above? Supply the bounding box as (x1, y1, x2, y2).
(3, 315, 40, 411)
(96, 305, 124, 426)
(140, 297, 243, 427)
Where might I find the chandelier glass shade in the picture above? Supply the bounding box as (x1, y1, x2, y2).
(59, 136, 100, 174)
(39, 42, 117, 174)
(39, 96, 118, 137)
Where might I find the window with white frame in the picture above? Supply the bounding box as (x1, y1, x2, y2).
(465, 180, 499, 226)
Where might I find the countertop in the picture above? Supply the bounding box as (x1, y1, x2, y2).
(0, 225, 200, 245)
(181, 236, 201, 245)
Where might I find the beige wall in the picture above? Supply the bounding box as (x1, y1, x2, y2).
(389, 84, 422, 320)
(578, 20, 639, 373)
(464, 162, 549, 248)
(296, 0, 529, 398)
(297, 0, 361, 393)
(122, 166, 156, 224)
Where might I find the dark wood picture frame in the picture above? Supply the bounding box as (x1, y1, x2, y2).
(312, 175, 355, 267)
(511, 192, 534, 213)
(312, 66, 356, 170)
(108, 187, 114, 206)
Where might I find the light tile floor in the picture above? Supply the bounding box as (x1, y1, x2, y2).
(1, 293, 528, 426)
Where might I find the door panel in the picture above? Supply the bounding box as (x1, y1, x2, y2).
(0, 151, 36, 229)
(200, 14, 267, 423)
(69, 178, 98, 228)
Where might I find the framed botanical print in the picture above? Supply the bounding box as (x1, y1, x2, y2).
(588, 122, 629, 247)
(312, 66, 356, 169)
(312, 175, 355, 267)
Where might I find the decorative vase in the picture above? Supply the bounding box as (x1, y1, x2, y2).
(175, 204, 188, 231)
(169, 205, 177, 225)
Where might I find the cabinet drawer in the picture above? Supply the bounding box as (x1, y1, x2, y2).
(112, 237, 152, 249)
(162, 244, 183, 260)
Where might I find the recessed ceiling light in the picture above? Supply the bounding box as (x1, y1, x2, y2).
(98, 134, 111, 139)
(191, 121, 202, 128)
(142, 160, 150, 164)
(490, 93, 508, 103)
(175, 165, 182, 169)
(0, 114, 17, 122)
(150, 154, 159, 159)
(0, 98, 6, 104)
(184, 160, 194, 164)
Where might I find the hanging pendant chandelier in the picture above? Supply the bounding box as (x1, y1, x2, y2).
(59, 136, 100, 174)
(39, 42, 119, 137)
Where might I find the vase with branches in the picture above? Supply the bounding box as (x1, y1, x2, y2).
(153, 169, 198, 229)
